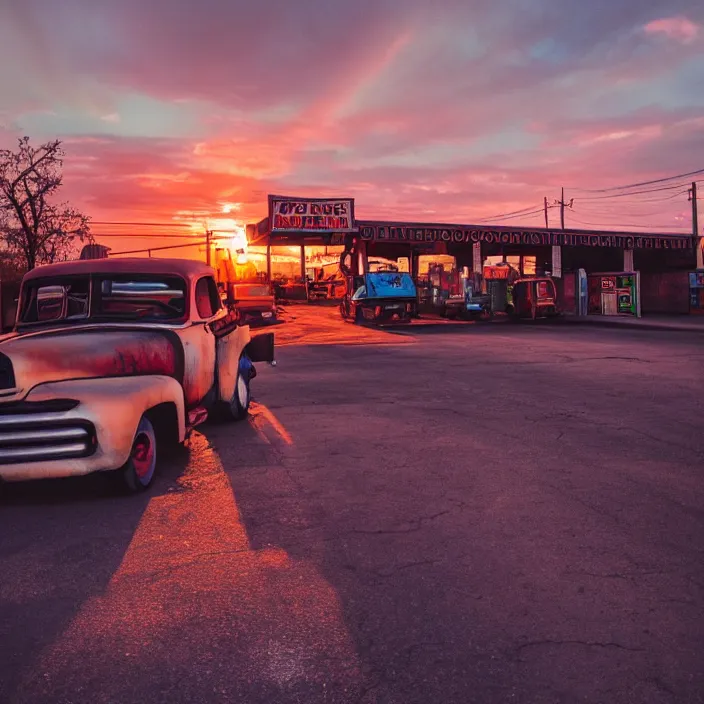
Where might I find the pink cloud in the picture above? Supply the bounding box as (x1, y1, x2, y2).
(2, 0, 702, 242)
(644, 16, 700, 44)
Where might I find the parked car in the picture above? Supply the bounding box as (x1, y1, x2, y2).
(220, 282, 278, 326)
(339, 271, 417, 324)
(506, 277, 560, 320)
(0, 258, 274, 492)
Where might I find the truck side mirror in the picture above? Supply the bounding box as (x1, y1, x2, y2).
(36, 285, 68, 321)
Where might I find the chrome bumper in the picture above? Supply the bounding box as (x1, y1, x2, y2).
(0, 402, 96, 466)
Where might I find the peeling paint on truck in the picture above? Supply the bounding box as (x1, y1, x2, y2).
(0, 257, 267, 486)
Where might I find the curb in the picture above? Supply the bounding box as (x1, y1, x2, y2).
(555, 318, 704, 334)
(373, 320, 509, 335)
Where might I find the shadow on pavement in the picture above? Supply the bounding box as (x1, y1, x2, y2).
(0, 446, 192, 702)
(4, 413, 365, 704)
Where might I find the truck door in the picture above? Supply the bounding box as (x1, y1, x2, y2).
(180, 276, 219, 407)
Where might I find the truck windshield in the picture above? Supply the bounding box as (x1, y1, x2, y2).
(95, 276, 187, 320)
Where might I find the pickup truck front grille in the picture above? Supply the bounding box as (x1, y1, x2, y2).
(0, 402, 96, 465)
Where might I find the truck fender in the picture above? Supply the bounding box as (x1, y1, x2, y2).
(215, 324, 250, 403)
(25, 375, 187, 471)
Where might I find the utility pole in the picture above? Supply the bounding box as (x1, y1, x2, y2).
(205, 229, 212, 267)
(544, 197, 549, 228)
(560, 187, 565, 230)
(690, 182, 701, 269)
(553, 189, 573, 230)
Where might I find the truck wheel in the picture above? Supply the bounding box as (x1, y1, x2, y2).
(220, 354, 252, 422)
(122, 415, 157, 492)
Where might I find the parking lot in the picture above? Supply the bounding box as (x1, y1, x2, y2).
(1, 318, 703, 704)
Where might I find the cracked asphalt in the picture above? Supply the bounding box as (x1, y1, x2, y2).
(1, 320, 703, 704)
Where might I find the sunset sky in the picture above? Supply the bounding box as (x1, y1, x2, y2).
(1, 0, 703, 255)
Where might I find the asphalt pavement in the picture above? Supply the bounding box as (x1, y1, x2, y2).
(1, 319, 703, 704)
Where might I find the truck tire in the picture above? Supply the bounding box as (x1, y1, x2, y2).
(219, 354, 252, 422)
(121, 415, 157, 492)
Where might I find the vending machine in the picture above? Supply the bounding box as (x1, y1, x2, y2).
(690, 272, 704, 313)
(588, 272, 640, 317)
(577, 269, 588, 317)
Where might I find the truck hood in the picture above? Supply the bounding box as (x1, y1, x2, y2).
(0, 327, 183, 401)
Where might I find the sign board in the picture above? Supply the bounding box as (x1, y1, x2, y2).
(269, 195, 356, 232)
(623, 248, 634, 272)
(483, 265, 511, 280)
(472, 242, 482, 272)
(551, 245, 562, 278)
(358, 223, 691, 250)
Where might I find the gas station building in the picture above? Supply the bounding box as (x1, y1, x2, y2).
(248, 195, 702, 316)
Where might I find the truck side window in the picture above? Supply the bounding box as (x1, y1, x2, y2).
(195, 277, 221, 318)
(207, 277, 222, 313)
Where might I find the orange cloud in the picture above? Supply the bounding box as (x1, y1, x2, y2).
(2, 0, 701, 253)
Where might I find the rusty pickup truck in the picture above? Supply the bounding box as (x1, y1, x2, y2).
(0, 257, 274, 492)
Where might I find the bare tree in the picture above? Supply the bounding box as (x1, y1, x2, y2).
(0, 137, 92, 271)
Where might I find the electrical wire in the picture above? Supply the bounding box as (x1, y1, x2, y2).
(578, 189, 691, 205)
(474, 204, 543, 222)
(567, 211, 689, 231)
(575, 209, 687, 220)
(476, 207, 548, 224)
(574, 183, 692, 201)
(571, 188, 692, 225)
(574, 200, 689, 215)
(109, 240, 209, 256)
(569, 168, 704, 193)
(90, 221, 196, 228)
(93, 233, 210, 239)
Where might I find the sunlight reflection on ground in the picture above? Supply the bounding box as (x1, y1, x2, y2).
(17, 432, 363, 703)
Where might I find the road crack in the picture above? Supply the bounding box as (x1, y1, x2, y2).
(351, 510, 452, 535)
(374, 558, 443, 577)
(515, 639, 645, 660)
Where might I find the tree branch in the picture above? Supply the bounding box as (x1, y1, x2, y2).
(0, 137, 90, 271)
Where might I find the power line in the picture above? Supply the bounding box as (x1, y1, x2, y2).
(577, 189, 691, 205)
(595, 189, 692, 205)
(91, 221, 196, 228)
(109, 240, 209, 256)
(575, 198, 690, 214)
(490, 209, 546, 223)
(575, 208, 686, 220)
(476, 207, 549, 224)
(574, 183, 691, 201)
(475, 205, 543, 222)
(94, 233, 211, 239)
(569, 168, 704, 194)
(568, 211, 688, 230)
